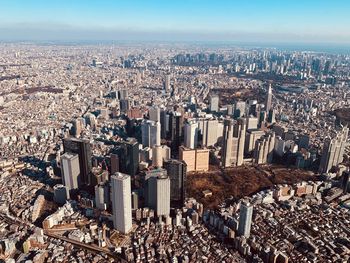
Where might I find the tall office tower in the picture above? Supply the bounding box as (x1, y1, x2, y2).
(164, 159, 187, 204)
(111, 138, 139, 176)
(110, 153, 119, 174)
(111, 173, 132, 234)
(152, 145, 163, 168)
(141, 120, 161, 148)
(267, 109, 276, 124)
(227, 105, 234, 116)
(161, 145, 171, 160)
(160, 109, 168, 139)
(95, 183, 109, 210)
(222, 118, 246, 167)
(234, 101, 246, 118)
(246, 116, 259, 130)
(149, 106, 160, 122)
(202, 119, 219, 147)
(169, 111, 183, 149)
(234, 118, 246, 166)
(179, 146, 209, 172)
(253, 132, 276, 164)
(164, 74, 171, 92)
(146, 169, 171, 216)
(319, 127, 349, 174)
(184, 121, 198, 149)
(209, 95, 219, 112)
(53, 184, 70, 205)
(274, 136, 286, 157)
(245, 129, 265, 155)
(72, 117, 84, 137)
(222, 119, 234, 168)
(298, 134, 310, 149)
(61, 153, 80, 190)
(238, 201, 253, 238)
(118, 89, 129, 100)
(63, 138, 92, 185)
(265, 84, 273, 113)
(119, 99, 130, 113)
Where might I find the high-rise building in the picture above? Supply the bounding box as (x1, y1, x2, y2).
(222, 118, 246, 167)
(110, 153, 119, 174)
(209, 95, 219, 112)
(222, 119, 234, 168)
(265, 84, 273, 113)
(61, 152, 80, 190)
(253, 132, 276, 164)
(234, 101, 246, 118)
(184, 121, 198, 149)
(146, 169, 171, 216)
(238, 201, 253, 238)
(179, 146, 209, 172)
(63, 138, 92, 185)
(319, 127, 349, 174)
(202, 119, 219, 147)
(141, 120, 161, 148)
(164, 159, 187, 204)
(169, 111, 183, 149)
(245, 129, 265, 155)
(111, 138, 139, 176)
(152, 145, 163, 168)
(149, 106, 160, 122)
(118, 89, 129, 100)
(160, 109, 168, 139)
(164, 74, 171, 92)
(120, 99, 130, 113)
(111, 173, 132, 234)
(53, 184, 70, 205)
(95, 183, 109, 210)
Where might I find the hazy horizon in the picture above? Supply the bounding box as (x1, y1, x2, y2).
(1, 0, 350, 47)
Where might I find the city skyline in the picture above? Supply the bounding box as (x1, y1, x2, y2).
(1, 0, 350, 45)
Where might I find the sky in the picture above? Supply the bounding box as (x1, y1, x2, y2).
(0, 0, 350, 44)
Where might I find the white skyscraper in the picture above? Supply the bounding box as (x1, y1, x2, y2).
(184, 121, 198, 149)
(141, 120, 161, 148)
(265, 84, 273, 113)
(111, 173, 132, 234)
(146, 169, 170, 217)
(209, 95, 219, 112)
(61, 153, 80, 190)
(238, 200, 253, 238)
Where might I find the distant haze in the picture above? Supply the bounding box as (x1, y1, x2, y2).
(0, 0, 350, 48)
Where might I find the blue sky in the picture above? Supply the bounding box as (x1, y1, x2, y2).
(0, 0, 349, 43)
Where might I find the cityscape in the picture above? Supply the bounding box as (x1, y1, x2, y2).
(1, 1, 350, 263)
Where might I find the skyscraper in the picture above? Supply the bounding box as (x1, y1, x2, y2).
(238, 200, 253, 238)
(222, 119, 234, 168)
(202, 119, 219, 147)
(111, 173, 132, 234)
(253, 132, 275, 164)
(164, 159, 187, 204)
(164, 74, 171, 92)
(209, 95, 219, 112)
(222, 118, 246, 167)
(169, 111, 183, 149)
(146, 169, 171, 217)
(152, 145, 163, 168)
(265, 84, 273, 113)
(184, 121, 198, 149)
(111, 138, 139, 176)
(61, 152, 80, 190)
(141, 120, 161, 148)
(149, 106, 160, 122)
(63, 138, 92, 185)
(319, 127, 349, 174)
